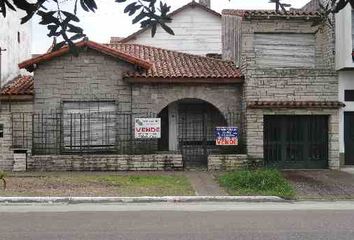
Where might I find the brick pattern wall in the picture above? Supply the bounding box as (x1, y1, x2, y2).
(27, 154, 183, 171)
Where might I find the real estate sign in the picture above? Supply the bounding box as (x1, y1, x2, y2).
(215, 127, 238, 146)
(135, 118, 161, 139)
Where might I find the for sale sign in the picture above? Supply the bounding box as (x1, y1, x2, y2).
(135, 118, 161, 139)
(215, 127, 239, 146)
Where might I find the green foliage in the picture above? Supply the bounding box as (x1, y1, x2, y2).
(0, 0, 174, 55)
(218, 169, 295, 199)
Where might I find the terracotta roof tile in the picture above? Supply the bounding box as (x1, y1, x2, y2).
(19, 41, 152, 71)
(222, 9, 321, 18)
(1, 75, 34, 96)
(106, 43, 242, 81)
(248, 101, 345, 109)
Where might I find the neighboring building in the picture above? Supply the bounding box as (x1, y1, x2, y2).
(0, 8, 32, 87)
(223, 8, 341, 169)
(302, 0, 354, 166)
(117, 0, 222, 56)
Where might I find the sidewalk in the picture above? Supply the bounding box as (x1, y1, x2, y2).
(185, 172, 228, 196)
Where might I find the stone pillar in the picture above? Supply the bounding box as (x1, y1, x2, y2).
(168, 102, 178, 151)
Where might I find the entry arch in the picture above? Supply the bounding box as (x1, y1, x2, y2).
(157, 98, 228, 168)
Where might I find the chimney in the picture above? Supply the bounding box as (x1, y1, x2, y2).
(199, 0, 210, 8)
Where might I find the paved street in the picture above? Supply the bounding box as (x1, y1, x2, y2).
(0, 202, 354, 240)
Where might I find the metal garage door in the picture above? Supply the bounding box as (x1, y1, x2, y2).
(264, 115, 328, 169)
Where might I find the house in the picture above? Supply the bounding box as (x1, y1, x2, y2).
(222, 6, 341, 169)
(0, 1, 343, 171)
(301, 0, 354, 166)
(0, 40, 243, 171)
(0, 8, 32, 87)
(116, 0, 222, 56)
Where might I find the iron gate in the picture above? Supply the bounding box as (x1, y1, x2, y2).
(177, 103, 242, 168)
(264, 115, 329, 169)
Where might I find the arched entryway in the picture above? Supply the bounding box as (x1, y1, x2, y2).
(158, 99, 227, 168)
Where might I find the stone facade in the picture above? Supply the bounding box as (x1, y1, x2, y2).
(28, 154, 183, 171)
(230, 14, 339, 168)
(208, 154, 248, 170)
(0, 101, 33, 171)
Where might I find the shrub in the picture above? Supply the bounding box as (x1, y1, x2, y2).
(218, 169, 295, 199)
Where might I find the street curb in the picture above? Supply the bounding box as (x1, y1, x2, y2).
(0, 196, 286, 204)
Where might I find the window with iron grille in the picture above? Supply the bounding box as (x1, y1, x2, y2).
(62, 101, 117, 152)
(0, 124, 3, 138)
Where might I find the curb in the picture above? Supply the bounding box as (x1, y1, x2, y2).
(0, 196, 286, 204)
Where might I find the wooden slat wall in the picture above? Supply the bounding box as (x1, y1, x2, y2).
(254, 33, 316, 68)
(222, 15, 242, 66)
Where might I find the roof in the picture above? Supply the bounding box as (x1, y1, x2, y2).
(17, 40, 241, 84)
(222, 9, 321, 19)
(120, 1, 221, 43)
(0, 75, 33, 97)
(19, 40, 152, 71)
(106, 43, 242, 82)
(248, 101, 345, 109)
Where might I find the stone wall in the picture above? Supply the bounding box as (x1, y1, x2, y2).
(0, 100, 33, 171)
(33, 49, 135, 112)
(238, 16, 339, 168)
(208, 154, 248, 170)
(246, 108, 340, 169)
(27, 154, 183, 171)
(131, 83, 243, 115)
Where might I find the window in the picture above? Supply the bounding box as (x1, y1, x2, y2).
(345, 90, 354, 101)
(17, 32, 20, 44)
(0, 124, 3, 138)
(254, 33, 315, 68)
(62, 101, 117, 152)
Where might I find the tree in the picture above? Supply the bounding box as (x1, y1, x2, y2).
(0, 0, 353, 52)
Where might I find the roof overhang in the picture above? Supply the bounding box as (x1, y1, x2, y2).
(124, 76, 244, 84)
(19, 40, 152, 72)
(248, 101, 345, 109)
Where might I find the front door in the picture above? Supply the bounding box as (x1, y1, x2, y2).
(345, 112, 354, 165)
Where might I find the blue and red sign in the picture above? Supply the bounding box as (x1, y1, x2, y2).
(215, 127, 239, 146)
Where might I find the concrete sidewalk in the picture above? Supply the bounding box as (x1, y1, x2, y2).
(185, 172, 228, 196)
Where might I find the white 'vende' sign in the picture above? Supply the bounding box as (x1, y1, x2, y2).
(135, 118, 161, 139)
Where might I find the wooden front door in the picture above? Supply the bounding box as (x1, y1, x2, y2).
(345, 112, 354, 165)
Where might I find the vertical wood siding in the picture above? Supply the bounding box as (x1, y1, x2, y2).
(128, 7, 222, 56)
(254, 33, 316, 68)
(222, 15, 242, 66)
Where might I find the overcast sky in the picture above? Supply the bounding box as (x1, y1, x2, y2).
(31, 0, 311, 54)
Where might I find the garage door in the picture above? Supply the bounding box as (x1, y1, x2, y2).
(264, 115, 328, 169)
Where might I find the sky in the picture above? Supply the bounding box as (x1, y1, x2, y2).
(31, 0, 311, 54)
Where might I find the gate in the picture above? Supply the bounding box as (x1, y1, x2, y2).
(177, 103, 240, 168)
(264, 115, 329, 169)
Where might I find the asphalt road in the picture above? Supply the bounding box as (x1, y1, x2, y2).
(0, 202, 354, 240)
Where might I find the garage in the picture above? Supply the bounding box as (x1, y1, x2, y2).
(264, 115, 329, 169)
